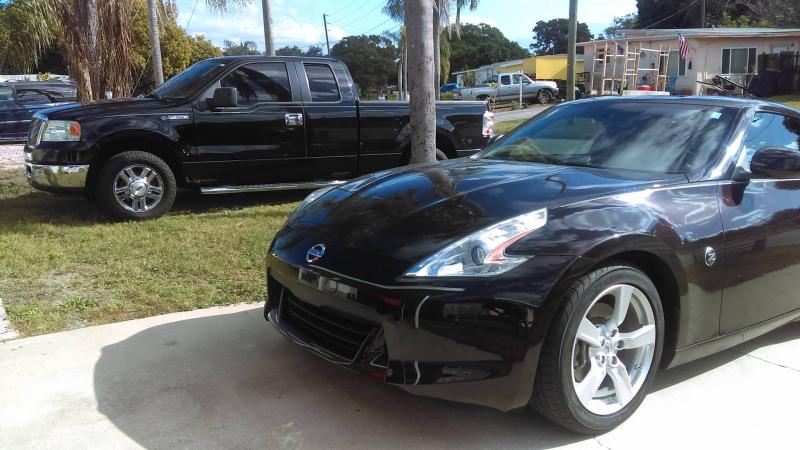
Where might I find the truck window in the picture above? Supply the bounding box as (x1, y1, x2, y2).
(305, 64, 340, 102)
(16, 89, 57, 105)
(500, 75, 511, 86)
(219, 63, 292, 105)
(0, 86, 13, 107)
(512, 74, 530, 85)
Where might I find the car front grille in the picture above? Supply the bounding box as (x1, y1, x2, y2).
(280, 288, 380, 362)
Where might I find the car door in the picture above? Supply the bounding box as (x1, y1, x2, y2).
(0, 85, 21, 141)
(719, 111, 800, 333)
(192, 61, 307, 185)
(495, 74, 513, 100)
(296, 62, 358, 180)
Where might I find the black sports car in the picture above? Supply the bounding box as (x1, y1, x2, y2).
(265, 96, 800, 433)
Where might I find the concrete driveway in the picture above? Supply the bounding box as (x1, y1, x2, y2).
(1, 304, 798, 450)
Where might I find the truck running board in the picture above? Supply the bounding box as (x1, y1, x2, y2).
(199, 180, 348, 195)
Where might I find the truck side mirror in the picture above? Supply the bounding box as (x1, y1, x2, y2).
(206, 87, 238, 109)
(750, 147, 800, 179)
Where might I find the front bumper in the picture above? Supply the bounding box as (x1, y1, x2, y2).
(24, 162, 89, 192)
(265, 227, 577, 411)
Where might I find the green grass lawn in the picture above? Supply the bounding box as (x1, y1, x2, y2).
(0, 169, 300, 336)
(769, 94, 800, 109)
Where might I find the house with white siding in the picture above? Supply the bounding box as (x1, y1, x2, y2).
(578, 28, 800, 95)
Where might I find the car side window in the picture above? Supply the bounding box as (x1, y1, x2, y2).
(219, 62, 292, 106)
(0, 86, 14, 108)
(500, 75, 511, 85)
(742, 112, 800, 169)
(305, 64, 340, 102)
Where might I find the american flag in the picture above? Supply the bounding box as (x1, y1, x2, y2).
(678, 32, 689, 61)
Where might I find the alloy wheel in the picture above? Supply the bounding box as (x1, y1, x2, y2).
(570, 284, 656, 416)
(112, 164, 164, 213)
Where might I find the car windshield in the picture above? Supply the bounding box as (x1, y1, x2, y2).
(480, 101, 739, 174)
(150, 59, 229, 100)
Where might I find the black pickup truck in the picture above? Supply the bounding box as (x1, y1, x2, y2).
(24, 56, 494, 219)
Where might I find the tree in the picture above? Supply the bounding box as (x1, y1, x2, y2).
(405, 0, 436, 163)
(190, 35, 223, 62)
(530, 19, 592, 56)
(262, 0, 274, 56)
(331, 35, 398, 94)
(453, 0, 479, 38)
(276, 45, 324, 57)
(605, 13, 638, 38)
(148, 0, 248, 86)
(449, 23, 529, 73)
(635, 0, 798, 28)
(223, 40, 260, 56)
(0, 0, 135, 100)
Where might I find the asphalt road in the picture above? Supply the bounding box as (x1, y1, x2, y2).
(494, 105, 551, 123)
(0, 303, 798, 449)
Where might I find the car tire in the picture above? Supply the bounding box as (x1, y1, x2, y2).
(96, 151, 177, 221)
(530, 265, 664, 434)
(435, 149, 448, 161)
(537, 90, 554, 104)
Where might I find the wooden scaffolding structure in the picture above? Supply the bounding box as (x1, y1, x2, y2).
(589, 42, 672, 95)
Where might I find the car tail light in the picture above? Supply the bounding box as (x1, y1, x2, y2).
(482, 110, 494, 137)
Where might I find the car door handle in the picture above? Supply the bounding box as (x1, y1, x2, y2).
(285, 113, 304, 127)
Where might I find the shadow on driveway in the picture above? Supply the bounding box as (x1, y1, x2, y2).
(92, 305, 800, 449)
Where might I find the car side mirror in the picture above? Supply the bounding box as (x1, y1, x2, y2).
(206, 87, 238, 109)
(749, 147, 800, 179)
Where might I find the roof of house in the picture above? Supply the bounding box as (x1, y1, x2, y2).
(578, 27, 800, 46)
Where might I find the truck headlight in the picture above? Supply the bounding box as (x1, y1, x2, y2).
(405, 208, 547, 277)
(41, 120, 81, 142)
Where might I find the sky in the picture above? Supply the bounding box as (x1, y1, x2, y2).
(175, 0, 638, 53)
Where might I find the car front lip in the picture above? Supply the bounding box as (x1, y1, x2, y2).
(265, 227, 580, 411)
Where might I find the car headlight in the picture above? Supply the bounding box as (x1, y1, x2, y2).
(41, 120, 81, 142)
(406, 208, 547, 277)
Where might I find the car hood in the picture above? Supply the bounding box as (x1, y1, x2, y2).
(288, 158, 687, 263)
(39, 97, 183, 120)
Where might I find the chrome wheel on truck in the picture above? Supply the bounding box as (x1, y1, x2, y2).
(113, 164, 165, 213)
(96, 151, 177, 221)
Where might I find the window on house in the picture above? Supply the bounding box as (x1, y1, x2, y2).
(666, 51, 687, 77)
(722, 48, 756, 74)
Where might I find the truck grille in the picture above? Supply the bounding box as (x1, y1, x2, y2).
(280, 288, 379, 362)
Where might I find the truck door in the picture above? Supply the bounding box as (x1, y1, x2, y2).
(496, 74, 513, 100)
(192, 61, 307, 185)
(295, 61, 359, 180)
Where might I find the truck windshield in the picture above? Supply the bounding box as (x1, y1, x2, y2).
(480, 101, 738, 174)
(150, 60, 229, 100)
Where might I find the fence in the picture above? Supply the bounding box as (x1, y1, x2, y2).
(758, 51, 800, 95)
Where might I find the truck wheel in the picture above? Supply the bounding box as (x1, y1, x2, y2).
(537, 90, 554, 104)
(436, 149, 448, 161)
(96, 151, 177, 221)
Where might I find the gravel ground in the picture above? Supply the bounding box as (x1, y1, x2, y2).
(0, 144, 24, 170)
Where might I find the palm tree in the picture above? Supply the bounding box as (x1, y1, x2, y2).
(0, 0, 135, 101)
(148, 0, 248, 86)
(383, 27, 407, 100)
(453, 0, 479, 39)
(262, 0, 274, 56)
(404, 0, 436, 163)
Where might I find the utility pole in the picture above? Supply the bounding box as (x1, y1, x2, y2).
(700, 0, 706, 28)
(323, 14, 331, 56)
(566, 0, 578, 101)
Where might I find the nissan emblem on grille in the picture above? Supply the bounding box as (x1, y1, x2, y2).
(306, 243, 326, 263)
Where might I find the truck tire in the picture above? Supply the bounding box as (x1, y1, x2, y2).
(435, 149, 448, 161)
(96, 151, 177, 221)
(537, 89, 554, 104)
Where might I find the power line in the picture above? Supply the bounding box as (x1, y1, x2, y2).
(184, 0, 201, 31)
(642, 0, 700, 29)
